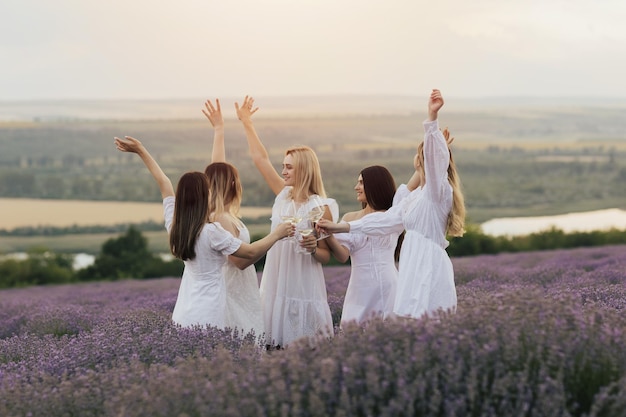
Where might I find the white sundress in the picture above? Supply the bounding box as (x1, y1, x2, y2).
(348, 119, 457, 319)
(164, 196, 242, 328)
(333, 226, 399, 326)
(223, 221, 265, 338)
(259, 187, 339, 346)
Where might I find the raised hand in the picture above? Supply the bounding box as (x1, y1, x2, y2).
(441, 127, 455, 147)
(202, 99, 224, 129)
(235, 95, 259, 122)
(114, 136, 144, 154)
(428, 89, 444, 121)
(113, 136, 174, 198)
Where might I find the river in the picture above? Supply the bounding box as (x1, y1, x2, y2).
(480, 208, 626, 237)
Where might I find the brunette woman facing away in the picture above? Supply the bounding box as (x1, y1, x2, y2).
(114, 135, 292, 329)
(319, 89, 466, 320)
(201, 98, 264, 338)
(324, 165, 401, 327)
(235, 95, 338, 348)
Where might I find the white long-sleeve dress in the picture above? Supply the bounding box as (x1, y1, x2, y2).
(333, 227, 399, 326)
(164, 196, 242, 328)
(223, 222, 265, 338)
(348, 119, 456, 318)
(260, 187, 338, 346)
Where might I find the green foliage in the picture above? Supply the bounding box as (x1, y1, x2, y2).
(448, 226, 626, 257)
(77, 227, 182, 281)
(1, 112, 625, 223)
(0, 247, 75, 288)
(0, 220, 164, 237)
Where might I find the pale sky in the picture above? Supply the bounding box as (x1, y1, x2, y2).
(2, 0, 625, 100)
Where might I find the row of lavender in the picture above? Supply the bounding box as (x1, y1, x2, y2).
(1, 245, 625, 416)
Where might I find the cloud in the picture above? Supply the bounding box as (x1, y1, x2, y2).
(1, 0, 625, 99)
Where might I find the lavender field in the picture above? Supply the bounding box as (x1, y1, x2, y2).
(1, 245, 625, 416)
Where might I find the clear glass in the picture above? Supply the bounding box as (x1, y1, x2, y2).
(280, 200, 301, 242)
(295, 223, 315, 254)
(307, 195, 329, 240)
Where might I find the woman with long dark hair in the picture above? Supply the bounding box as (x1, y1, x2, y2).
(319, 89, 466, 320)
(114, 135, 291, 329)
(324, 165, 401, 326)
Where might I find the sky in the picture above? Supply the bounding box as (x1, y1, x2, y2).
(2, 0, 626, 101)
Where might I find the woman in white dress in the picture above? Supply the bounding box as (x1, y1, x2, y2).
(235, 96, 338, 348)
(202, 98, 264, 337)
(319, 89, 466, 319)
(114, 135, 292, 329)
(324, 165, 400, 327)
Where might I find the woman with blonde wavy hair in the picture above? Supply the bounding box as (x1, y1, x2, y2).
(201, 98, 265, 338)
(319, 89, 466, 320)
(235, 96, 338, 348)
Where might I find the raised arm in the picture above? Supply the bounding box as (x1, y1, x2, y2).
(235, 96, 284, 195)
(202, 98, 226, 163)
(406, 127, 453, 192)
(423, 89, 450, 202)
(405, 90, 454, 193)
(114, 136, 174, 198)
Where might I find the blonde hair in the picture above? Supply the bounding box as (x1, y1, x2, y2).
(204, 162, 243, 221)
(416, 141, 466, 237)
(285, 145, 327, 201)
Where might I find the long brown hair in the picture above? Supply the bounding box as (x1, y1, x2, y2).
(360, 165, 396, 210)
(360, 165, 404, 261)
(285, 145, 327, 202)
(169, 171, 210, 261)
(416, 141, 466, 237)
(204, 162, 243, 221)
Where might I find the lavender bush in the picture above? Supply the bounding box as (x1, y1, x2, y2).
(0, 244, 625, 416)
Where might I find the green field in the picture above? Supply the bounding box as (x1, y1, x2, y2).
(1, 97, 625, 253)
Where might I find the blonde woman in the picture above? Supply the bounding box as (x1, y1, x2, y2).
(202, 98, 264, 338)
(235, 96, 338, 348)
(319, 89, 466, 319)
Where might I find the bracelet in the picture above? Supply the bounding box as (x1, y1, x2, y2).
(310, 247, 317, 255)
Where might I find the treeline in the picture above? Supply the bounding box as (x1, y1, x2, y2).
(447, 225, 626, 256)
(1, 225, 625, 289)
(1, 115, 625, 223)
(0, 221, 165, 237)
(0, 227, 183, 289)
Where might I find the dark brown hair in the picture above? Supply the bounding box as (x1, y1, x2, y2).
(360, 165, 396, 211)
(360, 165, 403, 262)
(169, 172, 210, 261)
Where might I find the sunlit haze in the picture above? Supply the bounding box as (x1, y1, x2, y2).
(2, 0, 625, 100)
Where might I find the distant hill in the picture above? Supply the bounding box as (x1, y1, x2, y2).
(2, 95, 626, 122)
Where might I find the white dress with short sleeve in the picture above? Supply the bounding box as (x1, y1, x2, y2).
(222, 222, 265, 338)
(333, 226, 399, 326)
(259, 188, 338, 346)
(163, 196, 242, 328)
(348, 119, 456, 319)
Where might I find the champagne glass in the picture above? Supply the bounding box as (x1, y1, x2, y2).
(307, 195, 329, 240)
(295, 221, 315, 254)
(280, 200, 302, 242)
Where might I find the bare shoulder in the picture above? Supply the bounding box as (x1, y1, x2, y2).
(212, 213, 239, 237)
(341, 211, 363, 222)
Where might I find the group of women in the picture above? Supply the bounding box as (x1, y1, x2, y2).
(114, 89, 465, 348)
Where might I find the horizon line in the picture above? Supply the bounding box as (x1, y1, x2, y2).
(3, 94, 626, 103)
